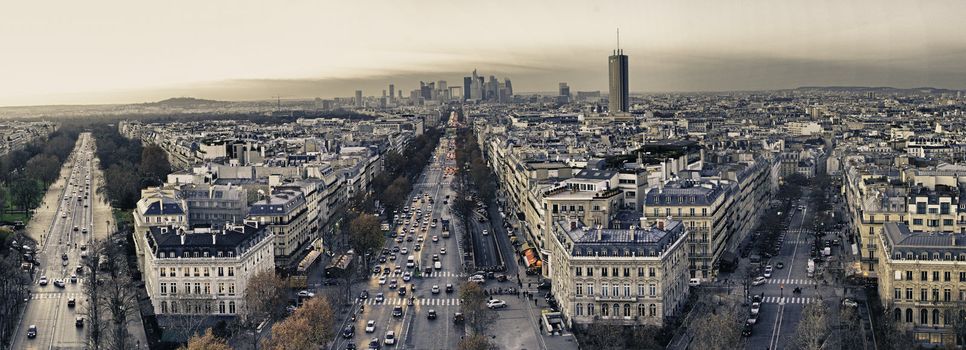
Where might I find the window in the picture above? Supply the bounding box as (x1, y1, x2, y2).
(203, 268, 210, 277)
(576, 284, 583, 296)
(921, 271, 928, 281)
(624, 304, 631, 317)
(160, 268, 167, 277)
(649, 304, 657, 317)
(913, 218, 923, 225)
(228, 267, 234, 276)
(218, 267, 224, 277)
(229, 301, 235, 314)
(638, 304, 646, 316)
(921, 309, 928, 325)
(612, 267, 619, 276)
(623, 284, 630, 297)
(906, 308, 913, 323)
(575, 304, 583, 316)
(194, 267, 200, 277)
(612, 284, 619, 297)
(204, 283, 211, 295)
(906, 288, 913, 300)
(933, 289, 940, 301)
(587, 268, 593, 277)
(933, 271, 940, 281)
(171, 284, 177, 294)
(575, 267, 582, 276)
(906, 271, 913, 280)
(587, 284, 594, 296)
(184, 283, 191, 294)
(921, 289, 927, 301)
(602, 284, 609, 297)
(960, 272, 965, 282)
(183, 268, 190, 277)
(623, 268, 630, 277)
(945, 272, 951, 282)
(588, 304, 595, 316)
(194, 283, 201, 294)
(161, 301, 168, 313)
(638, 267, 644, 277)
(894, 288, 901, 300)
(228, 283, 235, 296)
(945, 289, 951, 302)
(613, 304, 620, 317)
(601, 268, 607, 277)
(638, 283, 644, 296)
(601, 304, 609, 316)
(649, 284, 656, 297)
(218, 283, 225, 295)
(649, 267, 656, 277)
(933, 309, 940, 325)
(894, 308, 901, 322)
(160, 283, 167, 294)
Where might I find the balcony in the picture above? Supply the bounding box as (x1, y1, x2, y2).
(593, 295, 639, 302)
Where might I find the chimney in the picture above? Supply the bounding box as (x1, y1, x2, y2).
(596, 224, 603, 240)
(180, 232, 186, 245)
(656, 220, 664, 230)
(212, 233, 217, 245)
(629, 225, 636, 241)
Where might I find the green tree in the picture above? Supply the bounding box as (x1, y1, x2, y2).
(348, 213, 384, 265)
(25, 154, 59, 186)
(10, 178, 38, 217)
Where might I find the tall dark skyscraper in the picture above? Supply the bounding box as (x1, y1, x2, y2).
(608, 49, 629, 113)
(389, 84, 395, 102)
(463, 76, 472, 100)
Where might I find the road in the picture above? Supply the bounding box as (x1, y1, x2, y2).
(12, 133, 99, 350)
(740, 193, 844, 350)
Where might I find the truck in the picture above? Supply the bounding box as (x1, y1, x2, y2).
(441, 219, 451, 238)
(807, 259, 815, 277)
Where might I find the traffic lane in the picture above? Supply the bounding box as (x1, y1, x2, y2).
(13, 297, 62, 350)
(745, 302, 779, 348)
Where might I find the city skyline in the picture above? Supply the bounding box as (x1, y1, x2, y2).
(3, 0, 966, 107)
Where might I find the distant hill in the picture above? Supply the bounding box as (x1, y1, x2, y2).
(793, 86, 962, 95)
(144, 97, 229, 107)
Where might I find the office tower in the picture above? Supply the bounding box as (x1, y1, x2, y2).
(477, 76, 485, 99)
(463, 77, 472, 100)
(355, 90, 363, 107)
(382, 90, 387, 98)
(558, 83, 571, 103)
(471, 70, 483, 100)
(437, 80, 447, 100)
(504, 79, 512, 96)
(608, 49, 629, 113)
(487, 76, 500, 101)
(389, 84, 395, 102)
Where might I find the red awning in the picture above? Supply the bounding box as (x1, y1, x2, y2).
(523, 248, 541, 267)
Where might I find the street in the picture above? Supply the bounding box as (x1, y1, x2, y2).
(12, 133, 99, 350)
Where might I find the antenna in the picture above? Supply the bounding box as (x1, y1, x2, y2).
(617, 27, 621, 52)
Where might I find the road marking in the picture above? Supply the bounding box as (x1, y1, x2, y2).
(767, 278, 815, 285)
(762, 296, 813, 304)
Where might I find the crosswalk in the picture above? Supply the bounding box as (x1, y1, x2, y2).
(767, 278, 816, 285)
(31, 292, 79, 300)
(761, 296, 816, 304)
(360, 297, 461, 306)
(377, 271, 464, 278)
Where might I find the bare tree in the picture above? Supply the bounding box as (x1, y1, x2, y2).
(243, 269, 288, 323)
(458, 334, 497, 350)
(582, 322, 625, 350)
(791, 300, 828, 350)
(100, 238, 141, 350)
(459, 282, 496, 335)
(0, 242, 30, 347)
(689, 303, 742, 350)
(82, 240, 108, 350)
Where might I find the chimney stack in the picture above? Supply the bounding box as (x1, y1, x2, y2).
(596, 224, 603, 240)
(629, 225, 636, 241)
(180, 232, 186, 245)
(212, 233, 217, 245)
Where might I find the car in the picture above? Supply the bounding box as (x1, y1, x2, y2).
(753, 276, 767, 286)
(776, 262, 784, 269)
(73, 226, 78, 231)
(389, 254, 397, 261)
(445, 284, 454, 293)
(75, 317, 84, 328)
(297, 290, 315, 298)
(764, 265, 773, 273)
(440, 247, 446, 255)
(434, 261, 442, 270)
(453, 312, 465, 324)
(388, 279, 398, 289)
(688, 278, 701, 287)
(742, 324, 753, 337)
(39, 276, 48, 286)
(432, 235, 438, 242)
(375, 293, 385, 303)
(400, 247, 408, 255)
(384, 331, 396, 345)
(62, 253, 68, 261)
(747, 313, 759, 325)
(27, 325, 37, 338)
(487, 299, 507, 309)
(373, 266, 382, 274)
(343, 324, 355, 338)
(392, 306, 403, 317)
(346, 343, 357, 350)
(394, 266, 402, 274)
(54, 279, 66, 288)
(382, 267, 391, 274)
(395, 237, 404, 243)
(402, 272, 412, 282)
(432, 254, 439, 261)
(842, 298, 858, 308)
(360, 290, 369, 299)
(392, 246, 400, 253)
(482, 229, 488, 236)
(68, 297, 76, 307)
(432, 285, 440, 294)
(368, 337, 381, 349)
(365, 320, 376, 333)
(763, 270, 772, 278)
(751, 302, 761, 315)
(428, 309, 437, 320)
(81, 228, 88, 234)
(413, 244, 421, 251)
(62, 259, 69, 266)
(398, 288, 407, 297)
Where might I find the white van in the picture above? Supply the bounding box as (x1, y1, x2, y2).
(434, 261, 442, 270)
(406, 255, 415, 268)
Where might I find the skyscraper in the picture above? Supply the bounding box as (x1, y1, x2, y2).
(471, 69, 483, 100)
(558, 82, 570, 103)
(463, 77, 472, 100)
(355, 90, 363, 107)
(389, 84, 395, 102)
(608, 49, 629, 113)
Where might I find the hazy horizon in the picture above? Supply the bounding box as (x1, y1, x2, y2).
(3, 0, 966, 107)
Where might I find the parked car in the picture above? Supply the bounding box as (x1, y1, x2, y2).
(751, 302, 761, 315)
(753, 277, 767, 286)
(842, 298, 858, 308)
(486, 299, 507, 309)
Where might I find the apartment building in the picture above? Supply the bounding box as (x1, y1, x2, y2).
(877, 222, 966, 347)
(141, 223, 274, 317)
(548, 219, 689, 328)
(247, 189, 312, 267)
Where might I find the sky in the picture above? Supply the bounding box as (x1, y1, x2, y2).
(2, 0, 966, 106)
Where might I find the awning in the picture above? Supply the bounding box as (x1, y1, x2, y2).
(524, 248, 542, 268)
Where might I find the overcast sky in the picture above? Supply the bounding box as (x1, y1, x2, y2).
(2, 0, 965, 106)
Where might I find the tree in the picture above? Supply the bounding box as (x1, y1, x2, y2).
(293, 296, 335, 346)
(182, 328, 231, 350)
(689, 304, 742, 350)
(348, 213, 384, 266)
(459, 282, 496, 335)
(261, 316, 312, 350)
(837, 304, 863, 350)
(10, 178, 38, 217)
(582, 322, 624, 350)
(382, 177, 411, 214)
(0, 245, 30, 346)
(104, 163, 140, 209)
(83, 240, 107, 350)
(876, 303, 916, 350)
(24, 154, 59, 186)
(243, 269, 288, 323)
(791, 300, 828, 350)
(100, 236, 140, 350)
(629, 325, 664, 350)
(140, 144, 172, 186)
(458, 334, 497, 350)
